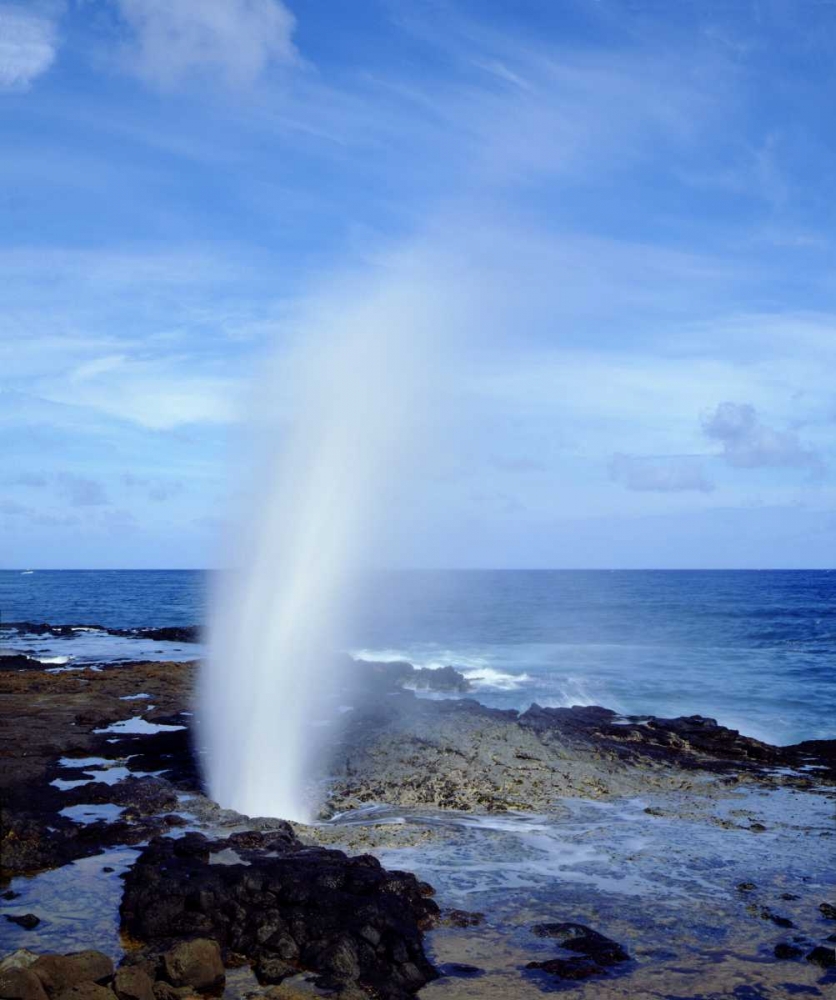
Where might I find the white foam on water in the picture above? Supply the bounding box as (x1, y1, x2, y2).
(209, 848, 250, 866)
(58, 756, 113, 768)
(58, 803, 125, 824)
(120, 693, 151, 701)
(0, 628, 201, 668)
(460, 666, 531, 691)
(93, 717, 186, 735)
(50, 778, 94, 791)
(350, 647, 532, 693)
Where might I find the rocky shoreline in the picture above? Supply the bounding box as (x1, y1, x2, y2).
(2, 646, 835, 998)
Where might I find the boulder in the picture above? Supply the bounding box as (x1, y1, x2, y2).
(252, 956, 295, 985)
(53, 986, 116, 1000)
(121, 834, 438, 999)
(526, 956, 602, 980)
(806, 946, 836, 969)
(161, 942, 223, 992)
(526, 923, 630, 983)
(112, 968, 154, 1000)
(531, 923, 630, 965)
(774, 942, 804, 960)
(5, 916, 40, 931)
(31, 954, 114, 997)
(0, 968, 49, 1000)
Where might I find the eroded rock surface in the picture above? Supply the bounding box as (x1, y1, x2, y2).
(327, 694, 836, 813)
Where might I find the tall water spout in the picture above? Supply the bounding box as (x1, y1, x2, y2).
(199, 257, 454, 823)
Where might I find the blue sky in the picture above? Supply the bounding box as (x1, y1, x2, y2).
(1, 0, 835, 569)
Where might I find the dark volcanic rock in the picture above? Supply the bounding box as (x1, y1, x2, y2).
(113, 628, 199, 645)
(62, 778, 178, 817)
(520, 705, 782, 770)
(531, 922, 630, 965)
(5, 914, 41, 930)
(806, 945, 836, 969)
(120, 833, 439, 999)
(438, 964, 484, 978)
(0, 655, 44, 671)
(526, 923, 630, 983)
(440, 910, 484, 929)
(525, 956, 602, 981)
(820, 902, 836, 920)
(748, 905, 794, 929)
(353, 658, 471, 694)
(1, 623, 199, 645)
(774, 942, 804, 960)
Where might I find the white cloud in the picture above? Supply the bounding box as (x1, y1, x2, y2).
(0, 2, 60, 92)
(703, 402, 823, 472)
(114, 0, 298, 90)
(608, 453, 714, 494)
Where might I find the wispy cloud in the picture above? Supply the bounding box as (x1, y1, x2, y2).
(609, 453, 714, 494)
(0, 1, 61, 92)
(56, 472, 109, 507)
(8, 470, 110, 506)
(114, 0, 299, 90)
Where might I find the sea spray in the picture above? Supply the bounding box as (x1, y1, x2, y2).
(199, 253, 460, 822)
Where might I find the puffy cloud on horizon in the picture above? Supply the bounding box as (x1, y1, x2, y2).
(703, 402, 823, 473)
(0, 2, 61, 92)
(608, 453, 715, 494)
(114, 0, 298, 90)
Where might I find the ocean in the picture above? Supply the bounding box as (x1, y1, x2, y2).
(1, 568, 834, 746)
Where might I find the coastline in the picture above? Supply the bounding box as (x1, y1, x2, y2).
(2, 653, 835, 998)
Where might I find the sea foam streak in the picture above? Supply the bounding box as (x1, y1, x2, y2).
(200, 255, 454, 823)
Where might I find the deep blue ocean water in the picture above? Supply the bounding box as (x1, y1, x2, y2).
(1, 569, 833, 746)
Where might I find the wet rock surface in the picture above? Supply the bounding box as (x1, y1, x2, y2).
(525, 923, 630, 983)
(119, 833, 439, 999)
(0, 624, 199, 645)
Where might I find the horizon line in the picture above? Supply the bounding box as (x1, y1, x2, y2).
(1, 567, 834, 573)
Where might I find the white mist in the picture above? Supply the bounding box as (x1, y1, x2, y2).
(199, 253, 458, 823)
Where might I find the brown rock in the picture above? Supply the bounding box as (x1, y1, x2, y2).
(0, 968, 49, 1000)
(0, 954, 39, 975)
(31, 955, 114, 998)
(161, 942, 223, 992)
(149, 989, 194, 1000)
(112, 969, 154, 1000)
(150, 985, 179, 1000)
(53, 986, 116, 1000)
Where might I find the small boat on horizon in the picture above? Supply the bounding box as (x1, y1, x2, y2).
(21, 570, 34, 575)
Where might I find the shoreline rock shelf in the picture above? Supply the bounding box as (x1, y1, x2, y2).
(2, 653, 835, 998)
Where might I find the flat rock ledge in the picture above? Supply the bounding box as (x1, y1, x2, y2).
(119, 831, 440, 1000)
(328, 697, 836, 813)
